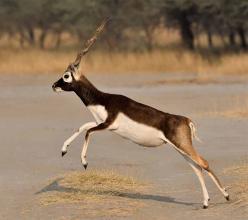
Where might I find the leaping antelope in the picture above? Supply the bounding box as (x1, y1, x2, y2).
(52, 19, 229, 209)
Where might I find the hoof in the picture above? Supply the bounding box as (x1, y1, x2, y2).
(61, 151, 67, 157)
(203, 205, 208, 209)
(225, 195, 230, 201)
(83, 163, 88, 170)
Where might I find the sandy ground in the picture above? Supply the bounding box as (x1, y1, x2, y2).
(0, 73, 247, 220)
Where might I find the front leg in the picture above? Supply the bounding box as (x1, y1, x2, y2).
(61, 122, 97, 156)
(81, 119, 115, 169)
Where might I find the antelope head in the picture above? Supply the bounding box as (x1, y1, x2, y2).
(52, 18, 109, 92)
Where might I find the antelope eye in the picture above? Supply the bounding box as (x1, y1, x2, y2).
(64, 74, 69, 79)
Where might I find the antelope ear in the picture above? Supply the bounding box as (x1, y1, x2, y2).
(73, 66, 82, 81)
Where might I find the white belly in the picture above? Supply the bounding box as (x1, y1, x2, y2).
(110, 113, 165, 147)
(87, 105, 165, 147)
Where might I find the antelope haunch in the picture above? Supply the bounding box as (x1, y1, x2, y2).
(52, 19, 229, 209)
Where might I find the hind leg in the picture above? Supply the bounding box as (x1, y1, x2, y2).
(183, 155, 210, 208)
(164, 137, 210, 208)
(162, 122, 229, 204)
(185, 149, 229, 201)
(205, 168, 229, 200)
(186, 151, 229, 201)
(192, 154, 229, 200)
(167, 138, 229, 205)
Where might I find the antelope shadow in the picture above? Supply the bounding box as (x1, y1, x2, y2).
(36, 178, 198, 207)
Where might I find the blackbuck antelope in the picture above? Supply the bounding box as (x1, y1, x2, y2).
(52, 19, 229, 209)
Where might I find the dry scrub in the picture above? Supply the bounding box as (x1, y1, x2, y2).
(198, 96, 248, 119)
(206, 108, 248, 119)
(38, 169, 149, 217)
(223, 162, 248, 214)
(217, 109, 248, 118)
(1, 48, 248, 75)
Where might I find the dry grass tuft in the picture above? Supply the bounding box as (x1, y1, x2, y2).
(223, 162, 248, 211)
(1, 48, 248, 75)
(0, 48, 74, 75)
(202, 98, 248, 119)
(207, 108, 248, 119)
(218, 110, 248, 118)
(38, 169, 149, 217)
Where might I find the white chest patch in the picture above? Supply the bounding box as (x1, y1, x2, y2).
(110, 113, 165, 147)
(87, 105, 108, 123)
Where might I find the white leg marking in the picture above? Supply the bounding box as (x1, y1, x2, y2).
(160, 135, 209, 207)
(61, 122, 97, 153)
(81, 133, 91, 166)
(206, 171, 229, 198)
(186, 157, 209, 208)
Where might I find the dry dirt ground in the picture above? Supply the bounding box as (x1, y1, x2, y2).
(0, 73, 247, 220)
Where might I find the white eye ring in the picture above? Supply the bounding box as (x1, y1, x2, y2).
(63, 72, 73, 83)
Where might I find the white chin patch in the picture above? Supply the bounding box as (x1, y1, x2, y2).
(54, 87, 63, 92)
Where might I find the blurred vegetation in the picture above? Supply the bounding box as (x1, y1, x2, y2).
(0, 0, 247, 52)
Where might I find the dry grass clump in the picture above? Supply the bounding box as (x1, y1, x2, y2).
(0, 48, 74, 74)
(38, 169, 149, 217)
(218, 109, 248, 118)
(1, 48, 248, 75)
(206, 107, 248, 119)
(223, 162, 248, 211)
(202, 97, 248, 119)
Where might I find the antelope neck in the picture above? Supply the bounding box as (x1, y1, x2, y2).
(73, 75, 105, 106)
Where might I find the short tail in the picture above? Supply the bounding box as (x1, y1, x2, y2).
(189, 121, 202, 143)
